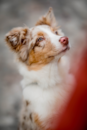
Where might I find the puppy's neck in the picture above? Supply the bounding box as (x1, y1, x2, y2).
(18, 58, 64, 89)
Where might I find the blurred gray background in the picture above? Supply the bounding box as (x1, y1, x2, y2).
(0, 0, 87, 130)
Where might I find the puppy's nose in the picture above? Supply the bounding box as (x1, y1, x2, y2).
(59, 37, 69, 46)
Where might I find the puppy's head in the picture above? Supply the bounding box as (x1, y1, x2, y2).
(5, 8, 69, 70)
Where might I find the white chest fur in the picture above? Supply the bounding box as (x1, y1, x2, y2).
(18, 56, 72, 128)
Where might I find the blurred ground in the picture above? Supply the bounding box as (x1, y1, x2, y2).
(0, 0, 87, 129)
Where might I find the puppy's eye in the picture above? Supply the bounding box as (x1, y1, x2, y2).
(55, 31, 58, 35)
(37, 37, 44, 42)
(35, 37, 44, 47)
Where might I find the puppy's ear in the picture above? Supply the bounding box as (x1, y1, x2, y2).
(5, 27, 30, 61)
(36, 7, 57, 28)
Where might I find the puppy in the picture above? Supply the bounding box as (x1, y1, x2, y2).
(5, 8, 73, 130)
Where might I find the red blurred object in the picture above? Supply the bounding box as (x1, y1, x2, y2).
(56, 49, 87, 130)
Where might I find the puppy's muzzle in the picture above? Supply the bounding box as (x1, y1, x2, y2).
(59, 37, 69, 46)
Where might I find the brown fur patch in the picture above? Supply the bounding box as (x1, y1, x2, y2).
(36, 16, 51, 27)
(36, 8, 57, 30)
(5, 27, 29, 62)
(28, 51, 54, 70)
(27, 38, 59, 70)
(23, 115, 26, 120)
(37, 32, 45, 37)
(5, 27, 28, 50)
(34, 114, 44, 129)
(22, 121, 25, 127)
(50, 27, 59, 33)
(29, 113, 32, 121)
(25, 100, 29, 106)
(34, 114, 54, 130)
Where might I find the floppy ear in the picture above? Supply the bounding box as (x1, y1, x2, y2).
(5, 27, 30, 61)
(36, 7, 57, 28)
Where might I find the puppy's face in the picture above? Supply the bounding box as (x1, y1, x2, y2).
(5, 8, 69, 70)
